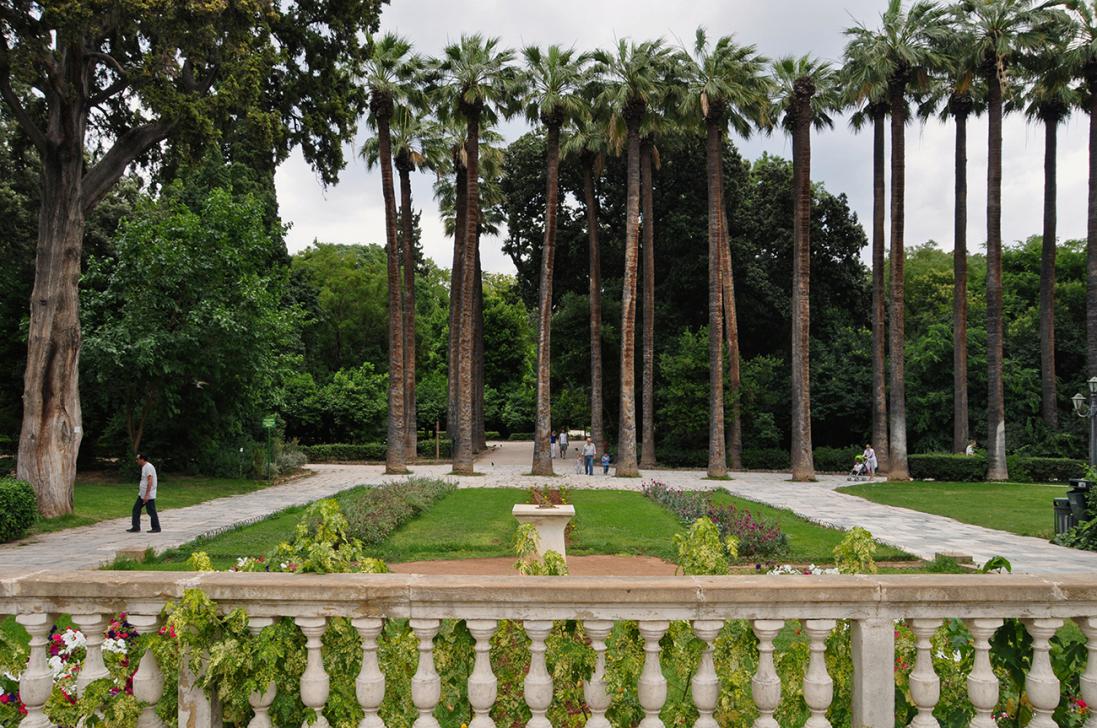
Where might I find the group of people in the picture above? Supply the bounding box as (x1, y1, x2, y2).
(549, 430, 611, 475)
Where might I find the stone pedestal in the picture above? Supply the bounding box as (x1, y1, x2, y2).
(512, 504, 575, 558)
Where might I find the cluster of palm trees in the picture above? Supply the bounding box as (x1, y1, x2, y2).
(368, 0, 1097, 482)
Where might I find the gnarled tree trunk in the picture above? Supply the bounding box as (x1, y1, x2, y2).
(789, 80, 814, 482)
(1039, 114, 1058, 429)
(616, 111, 643, 477)
(532, 123, 561, 475)
(887, 82, 910, 481)
(871, 106, 890, 471)
(952, 107, 970, 454)
(639, 139, 657, 469)
(985, 71, 1008, 481)
(705, 120, 727, 478)
(583, 159, 607, 455)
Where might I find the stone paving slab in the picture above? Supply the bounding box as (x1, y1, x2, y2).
(2, 441, 1093, 574)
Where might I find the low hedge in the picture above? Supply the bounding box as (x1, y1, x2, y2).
(0, 477, 36, 543)
(340, 478, 452, 545)
(508, 432, 534, 441)
(484, 431, 502, 441)
(741, 448, 791, 470)
(908, 452, 1087, 482)
(304, 440, 453, 463)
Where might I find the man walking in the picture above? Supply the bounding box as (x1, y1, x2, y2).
(582, 437, 596, 476)
(559, 429, 569, 459)
(127, 453, 161, 533)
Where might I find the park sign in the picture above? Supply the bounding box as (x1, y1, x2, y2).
(262, 416, 277, 430)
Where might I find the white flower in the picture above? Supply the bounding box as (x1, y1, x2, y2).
(280, 562, 289, 570)
(60, 629, 85, 655)
(47, 655, 64, 678)
(235, 557, 248, 567)
(953, 649, 963, 662)
(102, 638, 128, 655)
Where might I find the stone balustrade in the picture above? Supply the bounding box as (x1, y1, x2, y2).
(3, 570, 1097, 728)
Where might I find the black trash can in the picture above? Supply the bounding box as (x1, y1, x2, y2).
(1055, 497, 1074, 535)
(1068, 479, 1093, 524)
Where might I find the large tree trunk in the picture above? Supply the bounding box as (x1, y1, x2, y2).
(719, 191, 743, 471)
(473, 238, 485, 452)
(789, 86, 814, 482)
(705, 121, 727, 478)
(871, 107, 890, 471)
(532, 124, 561, 475)
(376, 109, 407, 474)
(616, 113, 643, 477)
(1039, 115, 1058, 429)
(584, 161, 607, 455)
(952, 108, 970, 454)
(985, 72, 1008, 481)
(1090, 79, 1097, 381)
(398, 161, 418, 459)
(639, 140, 657, 469)
(453, 111, 480, 474)
(18, 150, 86, 517)
(446, 162, 467, 452)
(887, 83, 910, 481)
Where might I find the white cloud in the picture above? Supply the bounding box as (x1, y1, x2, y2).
(275, 0, 1091, 274)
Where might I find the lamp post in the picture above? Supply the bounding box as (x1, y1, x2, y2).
(1072, 376, 1097, 467)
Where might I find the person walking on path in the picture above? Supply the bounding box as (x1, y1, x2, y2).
(601, 451, 611, 475)
(582, 437, 596, 475)
(863, 444, 879, 477)
(550, 431, 559, 459)
(128, 453, 160, 533)
(559, 430, 569, 459)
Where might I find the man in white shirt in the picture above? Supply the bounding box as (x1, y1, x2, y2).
(582, 438, 596, 476)
(127, 453, 161, 533)
(559, 430, 569, 459)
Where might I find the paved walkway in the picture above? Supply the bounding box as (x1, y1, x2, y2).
(3, 441, 1093, 574)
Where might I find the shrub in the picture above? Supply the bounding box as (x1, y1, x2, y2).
(813, 446, 861, 473)
(1006, 456, 1086, 483)
(484, 431, 502, 442)
(508, 432, 534, 441)
(0, 477, 36, 543)
(833, 526, 878, 574)
(0, 455, 13, 474)
(302, 441, 456, 463)
(908, 453, 987, 481)
(340, 478, 453, 545)
(740, 448, 790, 470)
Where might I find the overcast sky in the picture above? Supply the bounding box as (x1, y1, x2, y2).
(273, 0, 1090, 275)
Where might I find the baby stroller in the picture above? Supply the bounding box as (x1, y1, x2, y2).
(847, 456, 870, 482)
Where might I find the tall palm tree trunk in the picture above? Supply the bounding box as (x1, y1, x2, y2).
(532, 124, 562, 475)
(446, 162, 467, 451)
(705, 120, 727, 478)
(473, 241, 485, 451)
(616, 111, 643, 477)
(719, 204, 743, 471)
(790, 82, 815, 481)
(985, 72, 1008, 481)
(584, 159, 607, 455)
(1039, 114, 1058, 428)
(953, 108, 970, 454)
(639, 139, 657, 468)
(454, 111, 481, 475)
(1090, 80, 1097, 380)
(887, 83, 910, 481)
(871, 107, 890, 470)
(398, 159, 418, 459)
(376, 105, 408, 474)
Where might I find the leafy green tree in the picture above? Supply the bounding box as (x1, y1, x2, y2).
(81, 187, 299, 466)
(771, 55, 841, 481)
(0, 0, 384, 515)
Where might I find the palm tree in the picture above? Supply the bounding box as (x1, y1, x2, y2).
(846, 0, 949, 481)
(843, 34, 893, 473)
(1022, 51, 1077, 429)
(682, 28, 771, 477)
(960, 0, 1064, 480)
(562, 85, 612, 457)
(363, 33, 420, 475)
(523, 45, 588, 476)
(771, 55, 840, 482)
(593, 39, 666, 477)
(1067, 1, 1097, 382)
(437, 34, 520, 475)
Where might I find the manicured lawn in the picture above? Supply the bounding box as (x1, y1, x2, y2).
(837, 481, 1069, 539)
(29, 474, 273, 536)
(708, 491, 916, 564)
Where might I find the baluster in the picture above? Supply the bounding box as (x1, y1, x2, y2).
(296, 617, 330, 728)
(583, 621, 613, 728)
(410, 619, 441, 728)
(352, 618, 384, 728)
(691, 621, 723, 728)
(466, 620, 498, 728)
(803, 620, 836, 728)
(16, 613, 55, 728)
(1024, 618, 1064, 728)
(523, 621, 553, 728)
(129, 613, 166, 728)
(72, 612, 109, 696)
(751, 619, 783, 728)
(965, 618, 1003, 728)
(246, 617, 276, 728)
(1080, 618, 1097, 728)
(908, 619, 942, 728)
(637, 621, 668, 728)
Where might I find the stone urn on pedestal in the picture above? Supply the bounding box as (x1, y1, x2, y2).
(511, 503, 575, 559)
